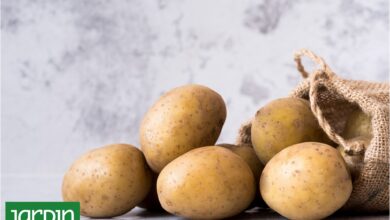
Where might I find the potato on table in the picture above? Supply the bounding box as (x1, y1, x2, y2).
(217, 143, 263, 180)
(251, 97, 330, 164)
(140, 84, 226, 173)
(62, 144, 152, 218)
(218, 143, 266, 207)
(157, 146, 255, 219)
(260, 142, 352, 220)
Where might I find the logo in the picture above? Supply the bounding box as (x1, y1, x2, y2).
(5, 202, 80, 220)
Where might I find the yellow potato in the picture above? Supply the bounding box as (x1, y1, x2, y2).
(217, 143, 264, 180)
(260, 142, 352, 220)
(337, 136, 370, 181)
(140, 84, 226, 173)
(157, 146, 255, 219)
(62, 144, 152, 217)
(342, 109, 372, 139)
(218, 143, 265, 207)
(251, 97, 329, 164)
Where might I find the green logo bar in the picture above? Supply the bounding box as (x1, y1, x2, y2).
(5, 202, 80, 220)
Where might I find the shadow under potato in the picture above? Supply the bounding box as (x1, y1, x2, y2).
(137, 172, 165, 212)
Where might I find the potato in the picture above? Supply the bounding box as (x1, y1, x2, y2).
(218, 143, 265, 207)
(137, 172, 163, 211)
(140, 84, 226, 173)
(62, 144, 152, 217)
(260, 142, 352, 220)
(157, 146, 255, 219)
(251, 97, 329, 164)
(337, 136, 370, 181)
(217, 143, 264, 180)
(342, 109, 372, 139)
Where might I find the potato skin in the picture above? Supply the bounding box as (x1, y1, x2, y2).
(218, 143, 266, 207)
(140, 84, 226, 173)
(260, 142, 352, 220)
(251, 97, 328, 164)
(157, 146, 255, 219)
(62, 144, 152, 218)
(217, 143, 264, 181)
(342, 109, 372, 139)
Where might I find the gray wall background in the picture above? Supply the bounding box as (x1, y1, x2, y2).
(2, 0, 388, 202)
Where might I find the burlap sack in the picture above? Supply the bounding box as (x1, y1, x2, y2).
(237, 49, 389, 212)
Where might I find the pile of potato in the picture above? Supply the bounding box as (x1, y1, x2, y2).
(62, 84, 371, 219)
